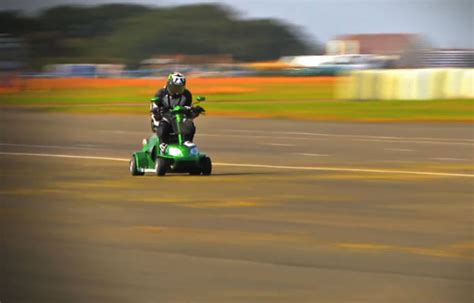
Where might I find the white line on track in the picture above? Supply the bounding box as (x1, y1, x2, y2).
(354, 139, 473, 146)
(77, 144, 101, 148)
(285, 132, 474, 143)
(199, 134, 331, 144)
(260, 143, 294, 147)
(1, 151, 472, 178)
(102, 130, 473, 146)
(432, 157, 471, 162)
(102, 132, 305, 142)
(384, 148, 416, 152)
(223, 129, 474, 143)
(0, 142, 108, 151)
(294, 153, 329, 157)
(201, 133, 473, 146)
(0, 152, 128, 162)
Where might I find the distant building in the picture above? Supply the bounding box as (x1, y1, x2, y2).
(328, 33, 425, 56)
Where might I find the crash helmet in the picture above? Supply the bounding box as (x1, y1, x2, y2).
(166, 72, 186, 96)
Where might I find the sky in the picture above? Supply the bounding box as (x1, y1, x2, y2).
(2, 0, 473, 48)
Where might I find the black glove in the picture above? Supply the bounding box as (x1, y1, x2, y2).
(151, 107, 163, 120)
(193, 106, 206, 114)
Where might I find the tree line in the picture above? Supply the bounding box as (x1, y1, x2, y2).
(1, 3, 319, 69)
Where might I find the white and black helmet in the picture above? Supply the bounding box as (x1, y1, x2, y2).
(166, 72, 186, 95)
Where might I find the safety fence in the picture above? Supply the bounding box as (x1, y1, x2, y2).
(338, 68, 474, 100)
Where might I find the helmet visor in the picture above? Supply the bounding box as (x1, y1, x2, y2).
(168, 83, 185, 95)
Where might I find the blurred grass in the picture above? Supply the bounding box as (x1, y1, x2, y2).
(0, 77, 473, 122)
(206, 100, 474, 122)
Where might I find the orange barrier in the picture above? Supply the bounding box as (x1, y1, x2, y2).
(2, 76, 336, 92)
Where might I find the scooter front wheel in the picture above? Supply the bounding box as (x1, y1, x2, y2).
(155, 157, 169, 176)
(130, 156, 144, 176)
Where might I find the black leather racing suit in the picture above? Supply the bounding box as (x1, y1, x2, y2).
(150, 88, 196, 144)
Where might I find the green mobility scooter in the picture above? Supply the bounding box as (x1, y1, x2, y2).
(129, 96, 211, 176)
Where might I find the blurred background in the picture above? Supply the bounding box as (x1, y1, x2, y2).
(0, 0, 473, 112)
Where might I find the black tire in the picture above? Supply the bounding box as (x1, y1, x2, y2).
(155, 157, 168, 176)
(130, 156, 144, 176)
(200, 157, 212, 176)
(189, 169, 201, 176)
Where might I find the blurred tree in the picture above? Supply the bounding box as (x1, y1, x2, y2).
(0, 11, 38, 35)
(1, 3, 318, 68)
(38, 4, 149, 38)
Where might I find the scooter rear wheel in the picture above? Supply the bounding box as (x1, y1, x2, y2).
(200, 157, 212, 176)
(189, 169, 201, 175)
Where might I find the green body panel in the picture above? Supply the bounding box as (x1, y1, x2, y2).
(165, 145, 194, 158)
(135, 132, 207, 171)
(133, 151, 154, 169)
(141, 134, 159, 153)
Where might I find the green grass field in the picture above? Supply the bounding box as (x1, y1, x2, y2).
(1, 78, 472, 122)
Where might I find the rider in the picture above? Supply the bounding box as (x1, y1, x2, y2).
(150, 72, 204, 153)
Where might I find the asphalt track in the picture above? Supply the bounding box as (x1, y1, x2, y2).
(1, 110, 473, 302)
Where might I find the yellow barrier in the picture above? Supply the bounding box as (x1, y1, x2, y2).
(339, 68, 474, 100)
(459, 69, 474, 98)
